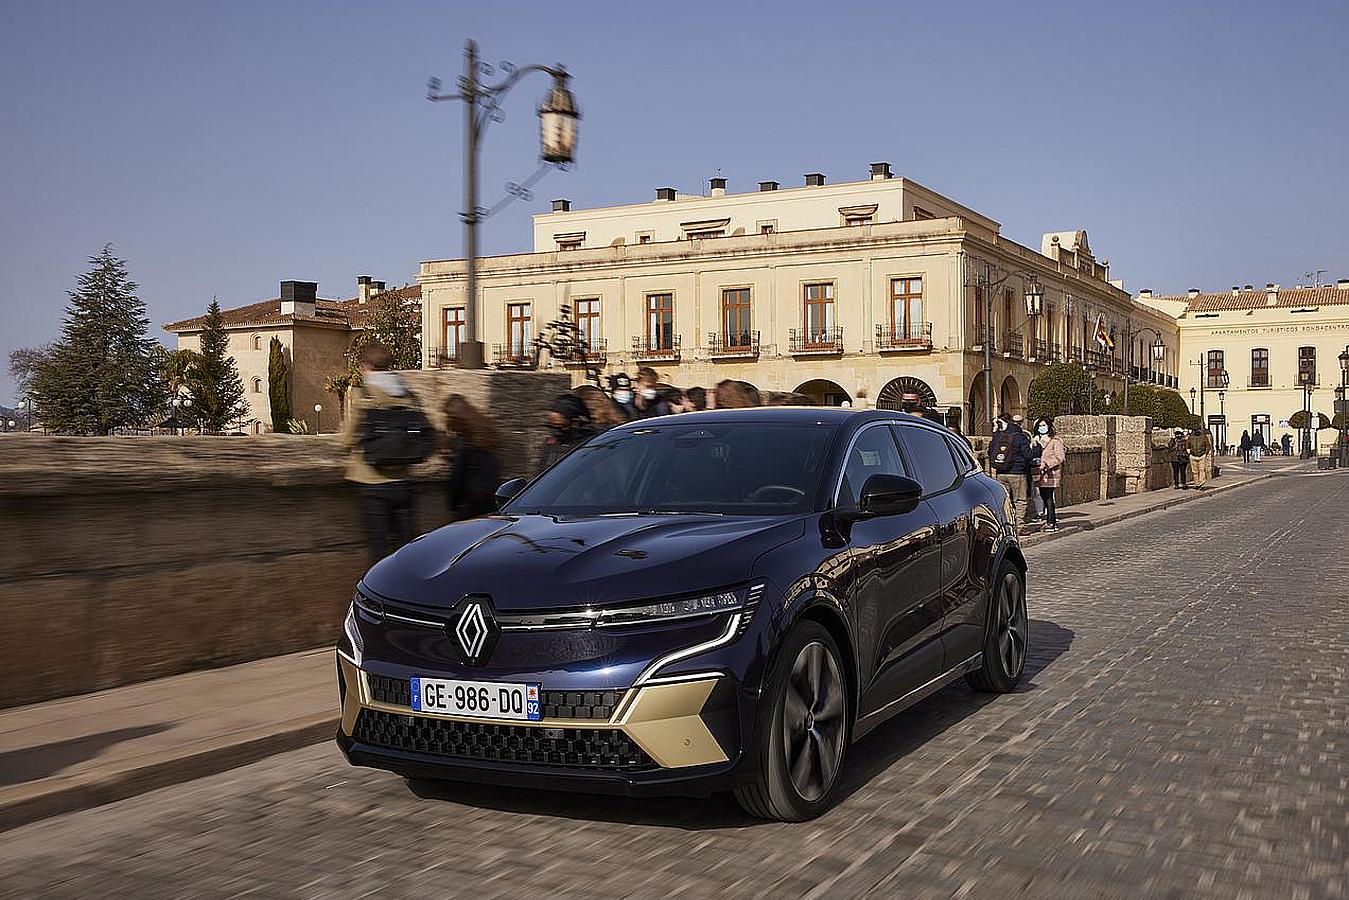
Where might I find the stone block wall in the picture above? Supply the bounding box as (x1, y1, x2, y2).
(1060, 447, 1104, 506)
(1055, 414, 1157, 499)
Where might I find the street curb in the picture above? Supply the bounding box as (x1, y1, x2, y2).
(1021, 469, 1281, 548)
(0, 715, 336, 834)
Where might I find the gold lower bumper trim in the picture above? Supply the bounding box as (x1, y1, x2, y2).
(336, 657, 728, 769)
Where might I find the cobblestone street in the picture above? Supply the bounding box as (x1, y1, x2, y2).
(3, 471, 1347, 900)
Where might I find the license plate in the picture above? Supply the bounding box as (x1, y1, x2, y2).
(409, 677, 541, 721)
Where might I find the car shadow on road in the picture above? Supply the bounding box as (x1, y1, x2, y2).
(0, 722, 174, 787)
(404, 619, 1074, 830)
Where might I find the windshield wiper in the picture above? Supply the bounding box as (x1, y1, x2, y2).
(639, 509, 726, 517)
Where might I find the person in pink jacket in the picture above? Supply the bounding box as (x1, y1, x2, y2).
(1033, 417, 1066, 532)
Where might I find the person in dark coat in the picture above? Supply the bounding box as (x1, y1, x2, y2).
(1168, 429, 1190, 488)
(441, 393, 502, 522)
(608, 372, 637, 421)
(1239, 430, 1252, 463)
(537, 393, 596, 474)
(990, 414, 1034, 522)
(632, 366, 673, 418)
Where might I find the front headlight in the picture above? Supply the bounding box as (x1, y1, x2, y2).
(337, 602, 364, 664)
(594, 590, 742, 628)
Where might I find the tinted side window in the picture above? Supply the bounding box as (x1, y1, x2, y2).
(837, 425, 908, 508)
(946, 436, 977, 474)
(896, 425, 961, 495)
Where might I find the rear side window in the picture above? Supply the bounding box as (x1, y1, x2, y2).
(895, 425, 961, 495)
(837, 425, 908, 508)
(946, 436, 977, 474)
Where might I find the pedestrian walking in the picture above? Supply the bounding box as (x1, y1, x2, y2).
(1281, 433, 1293, 456)
(1239, 430, 1251, 463)
(1188, 428, 1212, 489)
(441, 393, 501, 522)
(682, 386, 708, 412)
(990, 413, 1034, 522)
(537, 393, 596, 473)
(1033, 417, 1065, 531)
(1168, 429, 1190, 488)
(342, 343, 436, 562)
(574, 383, 629, 431)
(713, 379, 762, 409)
(1252, 430, 1264, 463)
(608, 372, 638, 420)
(632, 367, 672, 418)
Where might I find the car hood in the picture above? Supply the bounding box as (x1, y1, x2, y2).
(361, 513, 805, 611)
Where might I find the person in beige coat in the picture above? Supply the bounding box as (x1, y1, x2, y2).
(1032, 417, 1066, 532)
(1188, 429, 1213, 489)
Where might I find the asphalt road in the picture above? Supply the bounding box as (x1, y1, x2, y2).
(4, 471, 1347, 900)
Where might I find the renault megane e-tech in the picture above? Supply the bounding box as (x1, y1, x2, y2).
(336, 407, 1028, 820)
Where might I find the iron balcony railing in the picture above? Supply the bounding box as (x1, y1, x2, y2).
(971, 325, 996, 351)
(1048, 341, 1063, 362)
(1068, 346, 1083, 364)
(427, 346, 457, 369)
(707, 330, 760, 358)
(562, 337, 608, 364)
(1086, 349, 1107, 369)
(492, 344, 537, 369)
(875, 322, 933, 351)
(1003, 332, 1024, 359)
(631, 334, 681, 361)
(1248, 376, 1271, 388)
(1030, 338, 1049, 360)
(789, 326, 844, 354)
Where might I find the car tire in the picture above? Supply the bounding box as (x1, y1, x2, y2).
(966, 561, 1029, 693)
(734, 619, 850, 821)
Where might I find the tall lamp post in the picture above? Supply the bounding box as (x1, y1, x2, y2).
(314, 403, 323, 434)
(963, 263, 1042, 433)
(1337, 346, 1349, 464)
(1123, 325, 1167, 414)
(1189, 387, 1197, 414)
(429, 41, 580, 370)
(1298, 369, 1315, 458)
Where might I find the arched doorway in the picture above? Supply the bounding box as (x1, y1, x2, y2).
(877, 376, 937, 410)
(794, 379, 851, 407)
(968, 374, 989, 435)
(999, 375, 1022, 418)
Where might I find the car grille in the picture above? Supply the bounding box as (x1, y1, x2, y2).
(366, 673, 622, 721)
(353, 709, 656, 770)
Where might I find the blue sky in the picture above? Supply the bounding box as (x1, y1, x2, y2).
(3, 0, 1347, 403)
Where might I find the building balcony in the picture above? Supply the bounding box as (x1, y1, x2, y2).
(1003, 332, 1024, 359)
(492, 344, 537, 369)
(426, 346, 456, 369)
(707, 331, 760, 359)
(1048, 341, 1063, 362)
(971, 326, 996, 352)
(561, 338, 608, 366)
(1068, 346, 1083, 364)
(876, 322, 933, 352)
(1247, 378, 1271, 389)
(631, 334, 681, 362)
(789, 326, 844, 355)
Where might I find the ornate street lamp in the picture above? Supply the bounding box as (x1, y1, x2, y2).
(430, 41, 580, 370)
(314, 403, 323, 434)
(1189, 387, 1197, 413)
(1337, 347, 1349, 464)
(1023, 275, 1044, 318)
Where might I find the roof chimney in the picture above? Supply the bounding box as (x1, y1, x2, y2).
(1265, 283, 1279, 306)
(1187, 288, 1200, 299)
(1138, 289, 1152, 299)
(551, 198, 571, 212)
(1244, 284, 1253, 290)
(655, 187, 677, 201)
(709, 177, 726, 197)
(357, 275, 373, 304)
(758, 180, 779, 192)
(280, 280, 317, 317)
(869, 162, 892, 180)
(1231, 286, 1240, 296)
(804, 173, 826, 187)
(372, 280, 386, 295)
(1337, 278, 1349, 291)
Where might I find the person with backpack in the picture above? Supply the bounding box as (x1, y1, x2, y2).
(441, 393, 501, 522)
(1168, 429, 1190, 488)
(342, 343, 436, 561)
(990, 413, 1034, 523)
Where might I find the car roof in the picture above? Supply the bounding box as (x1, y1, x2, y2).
(607, 406, 947, 431)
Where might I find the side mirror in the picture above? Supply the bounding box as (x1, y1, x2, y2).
(858, 474, 924, 517)
(494, 477, 528, 509)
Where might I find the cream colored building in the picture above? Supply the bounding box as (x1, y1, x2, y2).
(165, 277, 419, 433)
(1143, 280, 1349, 453)
(420, 163, 1179, 432)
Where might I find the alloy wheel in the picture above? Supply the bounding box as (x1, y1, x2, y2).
(996, 571, 1028, 678)
(780, 640, 846, 802)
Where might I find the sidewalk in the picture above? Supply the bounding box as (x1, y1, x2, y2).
(1020, 455, 1316, 546)
(0, 456, 1326, 832)
(0, 648, 336, 832)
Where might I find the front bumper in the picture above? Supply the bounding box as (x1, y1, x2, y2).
(335, 656, 748, 796)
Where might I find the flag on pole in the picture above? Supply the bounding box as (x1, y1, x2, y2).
(1094, 314, 1115, 350)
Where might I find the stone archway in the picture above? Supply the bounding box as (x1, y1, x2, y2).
(999, 375, 1022, 418)
(794, 379, 852, 407)
(876, 376, 937, 410)
(968, 374, 989, 435)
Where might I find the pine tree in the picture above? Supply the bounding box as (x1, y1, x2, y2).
(29, 245, 164, 434)
(190, 299, 249, 434)
(267, 336, 290, 433)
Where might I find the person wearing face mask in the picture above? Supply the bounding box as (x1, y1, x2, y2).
(1032, 417, 1065, 532)
(537, 393, 596, 474)
(608, 372, 638, 421)
(633, 366, 673, 419)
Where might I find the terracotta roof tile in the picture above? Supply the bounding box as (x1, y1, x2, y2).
(1152, 285, 1349, 315)
(163, 284, 421, 333)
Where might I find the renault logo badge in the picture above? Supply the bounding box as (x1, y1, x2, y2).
(449, 596, 499, 666)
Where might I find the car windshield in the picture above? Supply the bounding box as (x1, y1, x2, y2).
(505, 420, 838, 517)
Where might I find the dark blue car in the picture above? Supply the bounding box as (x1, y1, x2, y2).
(336, 407, 1028, 820)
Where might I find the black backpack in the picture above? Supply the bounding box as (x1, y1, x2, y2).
(361, 404, 436, 467)
(990, 432, 1014, 473)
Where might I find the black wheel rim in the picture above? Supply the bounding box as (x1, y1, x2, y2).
(996, 572, 1027, 678)
(781, 640, 846, 802)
